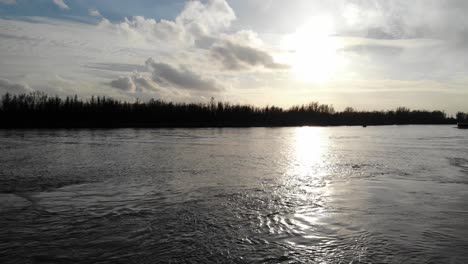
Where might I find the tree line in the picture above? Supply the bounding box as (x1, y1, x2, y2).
(0, 92, 464, 128)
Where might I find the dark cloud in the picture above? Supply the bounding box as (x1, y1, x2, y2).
(109, 75, 158, 93)
(109, 76, 135, 92)
(0, 78, 32, 94)
(210, 41, 289, 70)
(145, 58, 223, 91)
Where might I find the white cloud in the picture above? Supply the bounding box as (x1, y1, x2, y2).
(176, 0, 236, 38)
(98, 0, 235, 48)
(88, 8, 101, 17)
(0, 0, 467, 112)
(53, 0, 70, 10)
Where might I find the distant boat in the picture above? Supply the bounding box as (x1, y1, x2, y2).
(458, 123, 468, 129)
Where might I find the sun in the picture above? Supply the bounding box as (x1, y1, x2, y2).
(283, 16, 343, 83)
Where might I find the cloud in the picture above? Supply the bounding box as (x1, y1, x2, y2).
(0, 78, 33, 94)
(341, 44, 403, 56)
(100, 0, 235, 47)
(146, 58, 223, 91)
(109, 74, 158, 93)
(336, 37, 455, 81)
(211, 41, 289, 70)
(0, 0, 16, 5)
(110, 76, 136, 92)
(53, 0, 70, 10)
(1, 0, 468, 112)
(102, 16, 186, 45)
(87, 63, 147, 73)
(88, 9, 101, 17)
(335, 0, 468, 44)
(176, 0, 236, 38)
(0, 32, 38, 41)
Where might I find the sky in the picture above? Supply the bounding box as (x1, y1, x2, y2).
(0, 0, 467, 113)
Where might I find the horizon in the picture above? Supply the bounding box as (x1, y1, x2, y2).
(1, 0, 468, 115)
(0, 91, 465, 117)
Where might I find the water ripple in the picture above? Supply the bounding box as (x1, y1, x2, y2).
(1, 126, 468, 263)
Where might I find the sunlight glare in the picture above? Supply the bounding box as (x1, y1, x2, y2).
(290, 127, 328, 178)
(283, 16, 343, 83)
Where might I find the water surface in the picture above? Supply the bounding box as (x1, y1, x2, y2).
(1, 125, 468, 263)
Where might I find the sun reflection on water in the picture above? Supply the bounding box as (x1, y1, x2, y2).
(281, 127, 334, 248)
(287, 127, 329, 180)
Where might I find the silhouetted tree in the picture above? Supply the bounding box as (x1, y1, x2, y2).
(456, 112, 466, 122)
(0, 92, 458, 128)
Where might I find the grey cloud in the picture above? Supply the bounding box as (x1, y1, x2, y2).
(110, 76, 135, 92)
(338, 28, 404, 40)
(0, 78, 32, 94)
(194, 35, 217, 49)
(210, 41, 289, 70)
(338, 25, 436, 41)
(133, 76, 158, 91)
(0, 0, 16, 4)
(364, 28, 399, 39)
(0, 33, 37, 41)
(335, 0, 468, 42)
(88, 63, 148, 73)
(341, 44, 403, 56)
(109, 75, 158, 93)
(145, 58, 223, 91)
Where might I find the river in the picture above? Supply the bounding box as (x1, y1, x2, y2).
(1, 125, 467, 263)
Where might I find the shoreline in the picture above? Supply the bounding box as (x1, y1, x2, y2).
(0, 123, 458, 129)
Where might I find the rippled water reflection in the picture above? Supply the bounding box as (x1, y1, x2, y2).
(1, 126, 468, 263)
